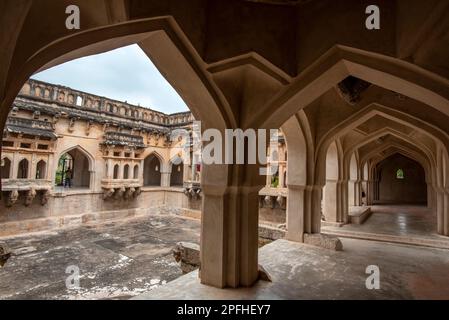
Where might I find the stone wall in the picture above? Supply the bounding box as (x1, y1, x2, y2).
(0, 189, 201, 237)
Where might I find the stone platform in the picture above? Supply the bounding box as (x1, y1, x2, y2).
(134, 238, 449, 300)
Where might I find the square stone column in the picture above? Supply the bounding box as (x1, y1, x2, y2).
(200, 162, 264, 288)
(286, 184, 322, 242)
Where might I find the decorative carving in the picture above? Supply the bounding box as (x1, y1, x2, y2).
(276, 195, 285, 209)
(25, 188, 36, 206)
(6, 190, 19, 207)
(264, 195, 274, 208)
(124, 187, 135, 200)
(68, 118, 76, 132)
(40, 190, 50, 205)
(103, 188, 115, 200)
(85, 121, 92, 136)
(133, 187, 141, 198)
(113, 187, 125, 200)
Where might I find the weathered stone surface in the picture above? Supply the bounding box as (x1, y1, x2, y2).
(172, 242, 200, 274)
(259, 224, 286, 241)
(0, 243, 11, 267)
(258, 264, 272, 282)
(304, 233, 343, 251)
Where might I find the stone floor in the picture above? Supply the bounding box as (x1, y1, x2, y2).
(135, 238, 449, 300)
(322, 205, 449, 248)
(0, 215, 200, 300)
(2, 205, 449, 300)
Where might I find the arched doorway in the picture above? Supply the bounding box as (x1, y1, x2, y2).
(376, 154, 427, 205)
(170, 161, 184, 187)
(143, 154, 161, 186)
(55, 148, 91, 188)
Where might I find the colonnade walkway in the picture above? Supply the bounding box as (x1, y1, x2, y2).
(135, 237, 449, 300)
(322, 205, 449, 249)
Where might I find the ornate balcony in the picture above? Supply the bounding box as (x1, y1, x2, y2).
(1, 179, 52, 207)
(101, 178, 142, 200)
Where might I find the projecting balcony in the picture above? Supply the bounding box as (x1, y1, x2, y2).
(101, 178, 142, 200)
(1, 179, 52, 207)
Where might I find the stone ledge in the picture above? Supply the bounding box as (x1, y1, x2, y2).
(349, 206, 372, 225)
(303, 233, 343, 251)
(321, 220, 346, 228)
(258, 224, 286, 241)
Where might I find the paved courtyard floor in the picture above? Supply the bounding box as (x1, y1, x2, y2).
(0, 215, 200, 300)
(135, 238, 449, 300)
(322, 205, 449, 248)
(2, 208, 449, 300)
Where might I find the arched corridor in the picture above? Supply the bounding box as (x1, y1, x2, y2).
(1, 1, 449, 298)
(376, 154, 427, 205)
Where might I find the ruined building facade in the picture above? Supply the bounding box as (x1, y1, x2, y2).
(0, 79, 202, 236)
(0, 79, 287, 236)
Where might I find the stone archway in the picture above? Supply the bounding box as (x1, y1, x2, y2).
(143, 153, 162, 187)
(376, 154, 427, 205)
(56, 147, 93, 189)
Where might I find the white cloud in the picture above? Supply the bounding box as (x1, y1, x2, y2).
(31, 44, 189, 114)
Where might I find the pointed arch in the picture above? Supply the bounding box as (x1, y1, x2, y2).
(143, 152, 162, 186)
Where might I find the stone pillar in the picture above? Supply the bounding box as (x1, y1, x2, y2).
(323, 180, 341, 222)
(107, 159, 113, 179)
(200, 162, 264, 288)
(160, 164, 171, 187)
(436, 189, 445, 235)
(30, 153, 37, 179)
(355, 180, 363, 206)
(444, 191, 449, 236)
(119, 161, 124, 179)
(340, 180, 349, 223)
(139, 159, 144, 185)
(286, 184, 317, 241)
(366, 180, 374, 205)
(279, 166, 285, 189)
(427, 183, 434, 209)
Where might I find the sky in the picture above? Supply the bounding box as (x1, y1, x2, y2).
(31, 44, 189, 114)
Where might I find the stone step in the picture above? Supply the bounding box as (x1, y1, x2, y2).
(349, 206, 372, 224)
(322, 229, 449, 250)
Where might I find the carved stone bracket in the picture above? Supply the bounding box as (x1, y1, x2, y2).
(102, 188, 115, 200)
(25, 188, 36, 206)
(40, 190, 50, 205)
(184, 187, 202, 200)
(5, 190, 19, 207)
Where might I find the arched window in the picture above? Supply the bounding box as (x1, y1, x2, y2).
(17, 159, 29, 179)
(113, 164, 120, 179)
(36, 160, 47, 179)
(133, 165, 139, 179)
(1, 158, 11, 179)
(396, 169, 405, 179)
(123, 164, 130, 179)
